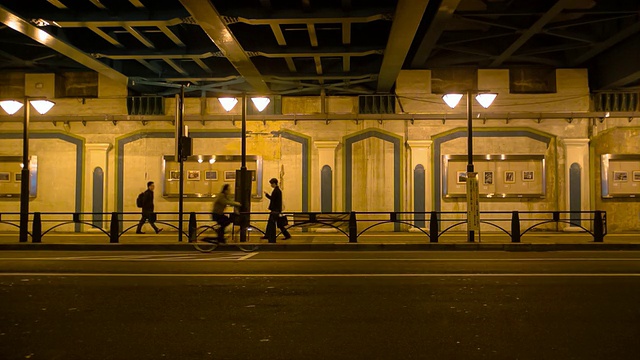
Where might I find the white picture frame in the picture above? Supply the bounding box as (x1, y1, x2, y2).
(504, 170, 515, 184)
(522, 170, 534, 182)
(187, 170, 201, 181)
(633, 171, 640, 182)
(0, 172, 9, 182)
(205, 170, 218, 181)
(224, 171, 236, 181)
(456, 171, 466, 184)
(169, 170, 180, 181)
(14, 172, 22, 182)
(483, 171, 493, 185)
(613, 171, 628, 182)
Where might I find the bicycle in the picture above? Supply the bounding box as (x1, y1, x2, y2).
(193, 223, 261, 253)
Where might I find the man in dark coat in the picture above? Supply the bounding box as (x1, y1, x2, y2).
(136, 181, 163, 234)
(263, 178, 290, 243)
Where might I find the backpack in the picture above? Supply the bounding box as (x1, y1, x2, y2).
(136, 192, 145, 208)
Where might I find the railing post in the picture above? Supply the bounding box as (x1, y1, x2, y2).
(109, 212, 119, 243)
(32, 212, 42, 243)
(593, 210, 604, 243)
(188, 212, 197, 242)
(511, 211, 521, 243)
(429, 211, 439, 243)
(348, 211, 357, 243)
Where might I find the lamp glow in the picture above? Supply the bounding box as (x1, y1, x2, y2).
(218, 97, 238, 112)
(251, 97, 270, 112)
(475, 93, 497, 109)
(442, 94, 463, 109)
(0, 100, 24, 115)
(29, 100, 55, 114)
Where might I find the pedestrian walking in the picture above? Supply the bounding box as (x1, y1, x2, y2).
(210, 184, 241, 242)
(263, 178, 290, 242)
(135, 181, 163, 234)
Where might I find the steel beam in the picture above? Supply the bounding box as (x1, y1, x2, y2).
(0, 4, 127, 84)
(180, 0, 269, 93)
(591, 33, 640, 89)
(377, 0, 430, 93)
(570, 21, 640, 66)
(490, 0, 570, 67)
(411, 0, 461, 68)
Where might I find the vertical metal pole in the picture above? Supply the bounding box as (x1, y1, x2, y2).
(19, 98, 30, 243)
(240, 95, 248, 242)
(466, 90, 475, 243)
(177, 86, 185, 241)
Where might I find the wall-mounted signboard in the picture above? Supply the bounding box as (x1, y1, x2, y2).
(600, 154, 640, 198)
(162, 155, 263, 199)
(0, 156, 38, 199)
(442, 154, 546, 198)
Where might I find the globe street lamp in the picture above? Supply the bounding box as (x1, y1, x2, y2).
(442, 91, 496, 242)
(0, 98, 55, 242)
(219, 95, 270, 242)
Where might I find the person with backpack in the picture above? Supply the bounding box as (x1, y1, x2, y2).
(136, 181, 163, 234)
(209, 184, 241, 242)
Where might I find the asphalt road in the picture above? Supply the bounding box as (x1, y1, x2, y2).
(1, 250, 640, 360)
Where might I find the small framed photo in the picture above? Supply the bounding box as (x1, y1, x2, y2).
(224, 171, 236, 181)
(187, 170, 201, 181)
(522, 170, 534, 182)
(205, 170, 218, 181)
(483, 171, 493, 185)
(633, 171, 640, 182)
(169, 170, 180, 181)
(504, 170, 515, 184)
(14, 172, 22, 182)
(613, 171, 628, 182)
(456, 171, 467, 184)
(0, 172, 9, 182)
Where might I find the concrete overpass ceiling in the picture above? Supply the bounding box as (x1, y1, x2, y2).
(0, 0, 638, 96)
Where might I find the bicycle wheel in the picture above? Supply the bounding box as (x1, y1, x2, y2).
(235, 243, 259, 252)
(194, 237, 218, 253)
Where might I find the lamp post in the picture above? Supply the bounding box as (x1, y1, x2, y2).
(442, 91, 496, 242)
(219, 95, 270, 242)
(0, 98, 55, 242)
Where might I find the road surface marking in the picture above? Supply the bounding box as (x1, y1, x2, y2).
(239, 252, 259, 261)
(1, 273, 640, 277)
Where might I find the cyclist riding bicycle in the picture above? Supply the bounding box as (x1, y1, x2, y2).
(210, 184, 241, 243)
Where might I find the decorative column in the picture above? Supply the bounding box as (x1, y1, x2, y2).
(563, 138, 590, 230)
(314, 141, 340, 232)
(84, 143, 112, 232)
(407, 140, 433, 230)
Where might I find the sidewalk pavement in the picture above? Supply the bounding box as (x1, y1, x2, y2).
(1, 230, 639, 251)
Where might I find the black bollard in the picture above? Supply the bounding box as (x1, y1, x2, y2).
(511, 211, 521, 243)
(188, 212, 197, 242)
(429, 211, 439, 243)
(109, 212, 119, 243)
(348, 211, 357, 243)
(32, 212, 42, 243)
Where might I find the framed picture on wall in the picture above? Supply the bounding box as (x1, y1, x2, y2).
(14, 172, 22, 182)
(456, 171, 467, 184)
(0, 172, 9, 182)
(169, 170, 180, 181)
(504, 170, 515, 184)
(205, 170, 218, 181)
(634, 171, 640, 182)
(613, 171, 628, 182)
(187, 170, 200, 181)
(483, 171, 494, 185)
(224, 171, 236, 181)
(522, 171, 534, 182)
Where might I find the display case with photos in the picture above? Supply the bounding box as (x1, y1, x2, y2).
(600, 154, 640, 198)
(162, 155, 263, 198)
(0, 156, 38, 198)
(442, 154, 546, 198)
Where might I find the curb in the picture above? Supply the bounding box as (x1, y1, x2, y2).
(2, 243, 640, 251)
